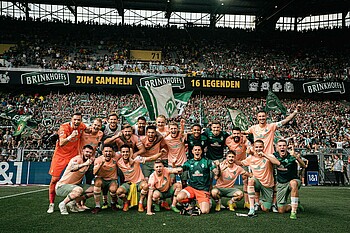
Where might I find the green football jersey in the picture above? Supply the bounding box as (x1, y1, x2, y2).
(182, 158, 216, 191)
(203, 128, 229, 160)
(275, 152, 299, 183)
(185, 134, 208, 159)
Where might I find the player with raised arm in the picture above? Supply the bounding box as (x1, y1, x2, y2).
(225, 127, 250, 209)
(243, 105, 301, 154)
(164, 120, 187, 187)
(47, 112, 87, 213)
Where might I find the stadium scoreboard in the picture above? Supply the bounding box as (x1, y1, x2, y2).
(130, 50, 162, 61)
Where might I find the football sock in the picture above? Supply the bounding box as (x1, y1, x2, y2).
(291, 197, 298, 213)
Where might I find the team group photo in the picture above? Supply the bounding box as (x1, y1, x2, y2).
(1, 0, 350, 232)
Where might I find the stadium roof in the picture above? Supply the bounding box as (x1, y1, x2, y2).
(15, 0, 350, 18)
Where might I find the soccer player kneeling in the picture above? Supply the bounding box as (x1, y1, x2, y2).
(275, 140, 306, 219)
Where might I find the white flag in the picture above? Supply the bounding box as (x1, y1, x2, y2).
(227, 108, 249, 131)
(138, 83, 178, 120)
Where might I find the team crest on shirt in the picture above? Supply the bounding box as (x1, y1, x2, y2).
(160, 177, 168, 189)
(193, 170, 203, 177)
(224, 175, 234, 181)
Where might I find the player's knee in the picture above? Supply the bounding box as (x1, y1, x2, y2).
(211, 188, 219, 198)
(50, 176, 60, 184)
(248, 178, 255, 186)
(140, 181, 149, 191)
(153, 191, 161, 200)
(260, 204, 270, 212)
(200, 206, 210, 214)
(177, 191, 187, 201)
(109, 186, 118, 194)
(72, 187, 84, 196)
(117, 187, 125, 196)
(235, 191, 244, 200)
(290, 180, 298, 189)
(94, 178, 103, 187)
(278, 207, 285, 214)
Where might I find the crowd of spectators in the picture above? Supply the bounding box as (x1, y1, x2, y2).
(0, 91, 349, 162)
(1, 16, 350, 81)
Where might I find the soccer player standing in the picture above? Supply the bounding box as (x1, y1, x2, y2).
(47, 112, 87, 213)
(243, 105, 301, 154)
(238, 140, 280, 217)
(225, 127, 250, 208)
(203, 121, 230, 162)
(140, 125, 166, 179)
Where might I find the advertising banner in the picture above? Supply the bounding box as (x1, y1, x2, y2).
(0, 68, 349, 96)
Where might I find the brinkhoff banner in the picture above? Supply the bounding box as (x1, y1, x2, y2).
(0, 68, 349, 96)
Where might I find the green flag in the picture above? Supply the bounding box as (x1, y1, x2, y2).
(138, 83, 178, 121)
(265, 90, 287, 115)
(174, 91, 193, 116)
(227, 108, 249, 131)
(274, 130, 283, 144)
(13, 115, 32, 136)
(123, 106, 148, 126)
(120, 106, 131, 115)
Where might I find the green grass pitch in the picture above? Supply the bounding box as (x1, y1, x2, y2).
(0, 185, 349, 233)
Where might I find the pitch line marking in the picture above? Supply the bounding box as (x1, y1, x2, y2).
(0, 188, 48, 200)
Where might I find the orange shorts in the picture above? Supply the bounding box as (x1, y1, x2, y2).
(183, 186, 210, 204)
(49, 156, 71, 177)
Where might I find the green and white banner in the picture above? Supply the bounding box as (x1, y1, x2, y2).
(174, 91, 193, 116)
(138, 83, 178, 120)
(122, 106, 148, 126)
(227, 108, 249, 131)
(265, 90, 287, 115)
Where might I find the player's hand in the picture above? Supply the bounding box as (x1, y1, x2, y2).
(71, 130, 78, 138)
(247, 146, 254, 155)
(214, 160, 220, 167)
(115, 131, 122, 138)
(180, 119, 185, 126)
(256, 151, 264, 157)
(288, 145, 296, 156)
(161, 148, 167, 155)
